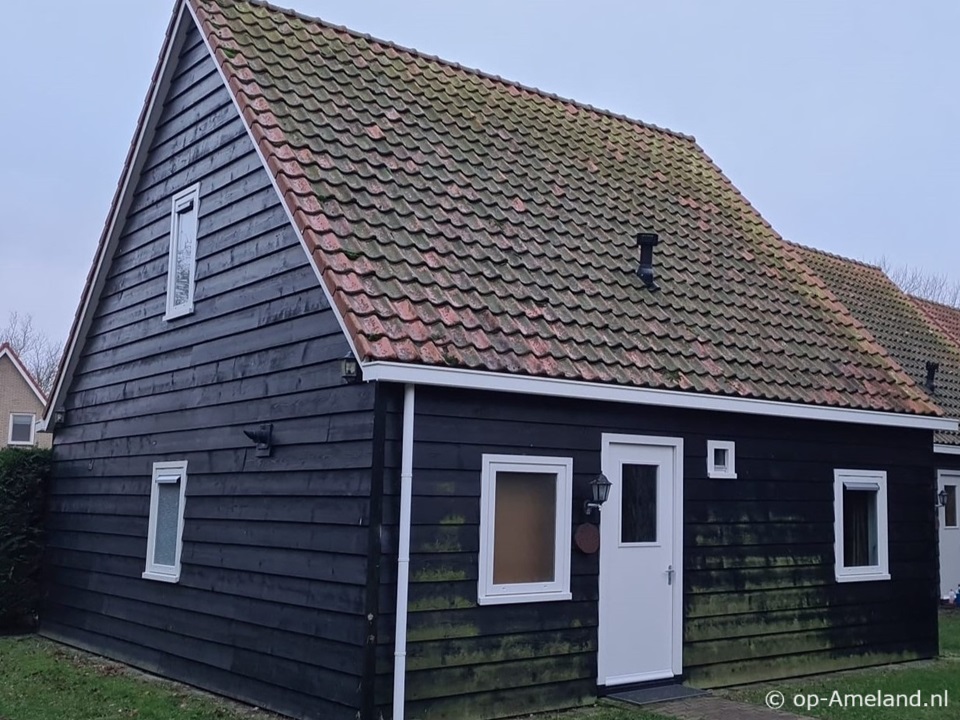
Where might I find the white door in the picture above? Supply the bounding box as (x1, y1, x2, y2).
(599, 435, 683, 686)
(939, 471, 960, 598)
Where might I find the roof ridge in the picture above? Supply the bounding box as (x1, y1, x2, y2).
(909, 294, 960, 312)
(237, 0, 696, 143)
(783, 239, 882, 272)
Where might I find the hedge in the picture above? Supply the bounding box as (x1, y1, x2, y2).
(0, 447, 50, 630)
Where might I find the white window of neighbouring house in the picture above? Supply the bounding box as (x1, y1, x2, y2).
(164, 184, 200, 320)
(706, 440, 736, 479)
(478, 454, 573, 605)
(833, 469, 889, 582)
(143, 461, 188, 582)
(8, 413, 35, 445)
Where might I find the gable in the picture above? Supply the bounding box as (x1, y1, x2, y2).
(188, 0, 938, 418)
(795, 245, 960, 445)
(0, 354, 45, 415)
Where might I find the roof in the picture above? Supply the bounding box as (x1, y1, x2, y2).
(0, 343, 47, 405)
(44, 0, 945, 426)
(793, 245, 960, 444)
(913, 296, 960, 347)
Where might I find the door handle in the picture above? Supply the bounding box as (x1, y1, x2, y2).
(666, 565, 674, 585)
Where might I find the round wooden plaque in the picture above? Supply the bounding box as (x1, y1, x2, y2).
(574, 523, 600, 554)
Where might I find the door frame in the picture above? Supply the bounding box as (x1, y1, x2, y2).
(598, 433, 684, 685)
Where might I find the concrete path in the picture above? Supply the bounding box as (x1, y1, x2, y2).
(647, 696, 804, 720)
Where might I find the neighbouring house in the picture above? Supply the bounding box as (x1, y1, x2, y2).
(0, 343, 50, 449)
(38, 1, 957, 720)
(793, 245, 960, 601)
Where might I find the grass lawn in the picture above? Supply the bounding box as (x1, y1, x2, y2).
(3, 615, 960, 720)
(0, 635, 277, 720)
(725, 610, 960, 720)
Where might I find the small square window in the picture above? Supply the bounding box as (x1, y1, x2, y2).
(8, 413, 35, 445)
(944, 484, 957, 529)
(164, 185, 200, 321)
(706, 440, 736, 479)
(478, 455, 573, 605)
(143, 461, 188, 583)
(834, 469, 889, 583)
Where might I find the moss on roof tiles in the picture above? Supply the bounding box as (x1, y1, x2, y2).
(191, 0, 941, 417)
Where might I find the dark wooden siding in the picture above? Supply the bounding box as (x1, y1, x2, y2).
(42, 22, 375, 720)
(374, 385, 938, 719)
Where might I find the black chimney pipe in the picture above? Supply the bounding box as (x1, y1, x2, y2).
(926, 361, 939, 393)
(636, 232, 660, 290)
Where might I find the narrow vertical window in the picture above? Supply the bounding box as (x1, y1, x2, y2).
(164, 185, 200, 320)
(944, 485, 957, 529)
(143, 460, 188, 582)
(833, 469, 889, 582)
(8, 413, 35, 445)
(478, 455, 573, 604)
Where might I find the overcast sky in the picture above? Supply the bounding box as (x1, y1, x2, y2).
(1, 0, 957, 343)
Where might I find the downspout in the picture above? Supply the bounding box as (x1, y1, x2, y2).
(393, 383, 415, 720)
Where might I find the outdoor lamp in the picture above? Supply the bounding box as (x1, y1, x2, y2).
(938, 489, 949, 508)
(340, 353, 361, 384)
(584, 473, 612, 516)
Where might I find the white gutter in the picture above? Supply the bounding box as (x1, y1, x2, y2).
(362, 362, 958, 433)
(935, 443, 960, 455)
(393, 384, 415, 720)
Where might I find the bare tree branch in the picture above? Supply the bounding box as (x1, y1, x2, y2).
(874, 256, 960, 308)
(0, 312, 63, 395)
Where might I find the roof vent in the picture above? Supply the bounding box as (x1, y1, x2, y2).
(636, 232, 660, 291)
(926, 361, 939, 393)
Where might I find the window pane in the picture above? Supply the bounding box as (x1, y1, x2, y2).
(10, 415, 32, 443)
(622, 464, 658, 543)
(713, 448, 727, 471)
(154, 481, 181, 567)
(492, 471, 556, 584)
(173, 209, 194, 306)
(843, 487, 878, 567)
(946, 485, 957, 528)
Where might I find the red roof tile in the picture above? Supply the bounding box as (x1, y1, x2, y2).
(913, 297, 960, 348)
(184, 0, 939, 416)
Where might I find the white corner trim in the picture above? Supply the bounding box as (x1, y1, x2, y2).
(186, 1, 362, 366)
(0, 347, 47, 405)
(393, 384, 415, 720)
(362, 362, 958, 432)
(40, 1, 191, 431)
(935, 443, 960, 455)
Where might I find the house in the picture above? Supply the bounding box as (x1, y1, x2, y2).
(38, 1, 957, 719)
(0, 343, 50, 449)
(912, 296, 960, 598)
(794, 245, 960, 600)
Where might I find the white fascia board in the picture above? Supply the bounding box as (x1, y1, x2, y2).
(362, 362, 958, 432)
(40, 1, 190, 431)
(935, 443, 960, 455)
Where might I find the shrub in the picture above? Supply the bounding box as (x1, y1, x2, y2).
(0, 447, 50, 630)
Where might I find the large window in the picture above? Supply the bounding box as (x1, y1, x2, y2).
(478, 455, 573, 605)
(8, 413, 35, 445)
(833, 469, 889, 582)
(164, 185, 200, 320)
(143, 461, 188, 582)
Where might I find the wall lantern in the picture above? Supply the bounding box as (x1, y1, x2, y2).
(341, 353, 362, 384)
(243, 423, 273, 458)
(938, 489, 949, 508)
(53, 410, 66, 427)
(584, 473, 612, 516)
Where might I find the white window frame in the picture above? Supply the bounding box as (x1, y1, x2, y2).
(478, 454, 573, 605)
(8, 413, 36, 446)
(706, 440, 736, 479)
(164, 184, 200, 321)
(833, 469, 890, 583)
(143, 460, 189, 583)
